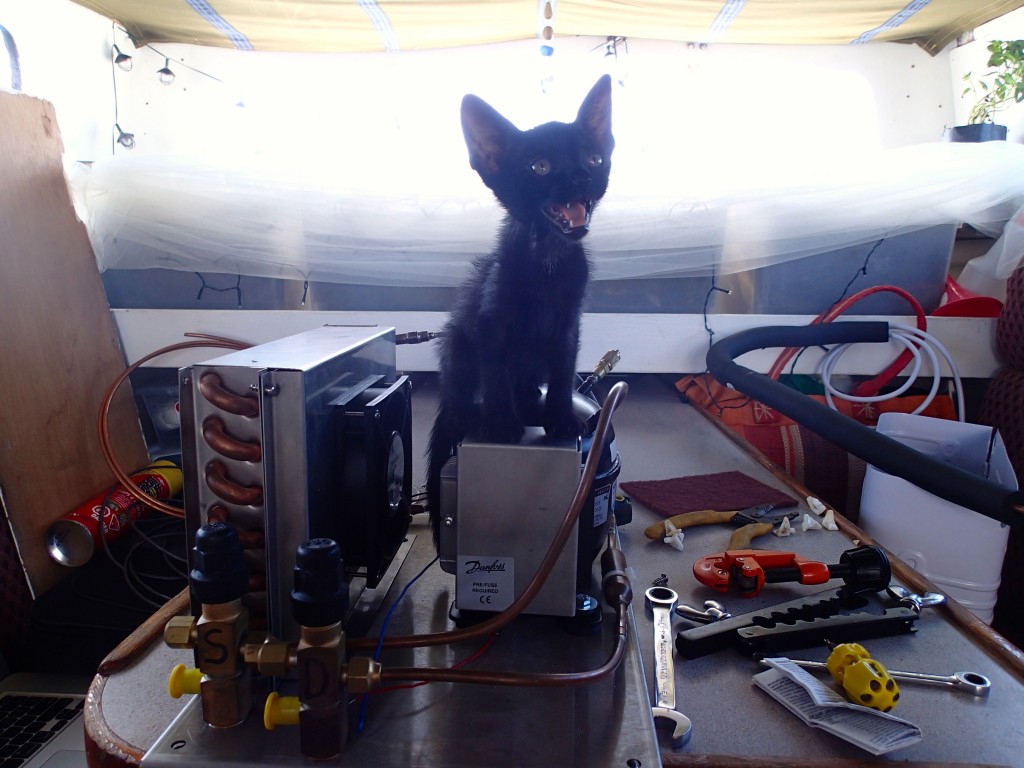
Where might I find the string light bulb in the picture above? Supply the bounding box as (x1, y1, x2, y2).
(157, 57, 175, 85)
(114, 124, 135, 149)
(112, 44, 132, 71)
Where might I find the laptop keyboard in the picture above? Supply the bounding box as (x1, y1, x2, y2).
(0, 693, 83, 768)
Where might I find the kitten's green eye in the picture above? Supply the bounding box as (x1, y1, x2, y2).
(531, 158, 551, 176)
(587, 154, 603, 168)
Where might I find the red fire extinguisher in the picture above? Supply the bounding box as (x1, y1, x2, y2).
(45, 459, 184, 567)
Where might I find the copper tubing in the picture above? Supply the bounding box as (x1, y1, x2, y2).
(98, 334, 249, 519)
(237, 529, 266, 549)
(347, 379, 629, 653)
(378, 608, 628, 687)
(375, 527, 633, 688)
(207, 504, 230, 523)
(198, 372, 260, 417)
(203, 416, 262, 462)
(205, 460, 264, 506)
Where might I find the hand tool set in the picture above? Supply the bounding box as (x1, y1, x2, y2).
(629, 492, 995, 756)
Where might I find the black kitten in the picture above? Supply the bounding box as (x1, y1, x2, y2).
(427, 75, 614, 542)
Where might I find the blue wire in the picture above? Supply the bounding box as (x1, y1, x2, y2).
(357, 554, 439, 732)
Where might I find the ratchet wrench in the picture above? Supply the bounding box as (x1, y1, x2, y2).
(645, 586, 693, 748)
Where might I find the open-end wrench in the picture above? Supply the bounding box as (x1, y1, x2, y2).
(645, 586, 693, 748)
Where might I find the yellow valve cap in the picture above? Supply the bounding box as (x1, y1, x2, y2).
(842, 659, 900, 712)
(825, 642, 871, 684)
(264, 692, 300, 730)
(168, 664, 203, 698)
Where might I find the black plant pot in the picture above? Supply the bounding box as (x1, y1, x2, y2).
(943, 123, 1009, 142)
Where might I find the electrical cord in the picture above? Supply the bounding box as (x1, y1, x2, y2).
(818, 323, 966, 421)
(357, 554, 440, 732)
(767, 285, 927, 389)
(92, 472, 188, 609)
(369, 633, 496, 695)
(98, 333, 250, 518)
(347, 378, 628, 653)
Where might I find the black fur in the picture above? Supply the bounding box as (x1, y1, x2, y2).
(427, 76, 614, 544)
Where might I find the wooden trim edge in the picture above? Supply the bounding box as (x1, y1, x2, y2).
(97, 588, 191, 676)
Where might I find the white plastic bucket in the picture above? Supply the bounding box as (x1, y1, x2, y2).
(859, 413, 1018, 624)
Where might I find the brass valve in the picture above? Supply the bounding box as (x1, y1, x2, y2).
(242, 637, 295, 678)
(164, 615, 197, 649)
(262, 538, 350, 761)
(163, 522, 253, 729)
(344, 656, 383, 694)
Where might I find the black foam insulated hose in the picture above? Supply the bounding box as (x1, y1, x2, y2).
(705, 322, 1024, 528)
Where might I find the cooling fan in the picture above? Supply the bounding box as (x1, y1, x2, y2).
(333, 375, 413, 587)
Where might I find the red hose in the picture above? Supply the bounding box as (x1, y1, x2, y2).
(766, 285, 926, 397)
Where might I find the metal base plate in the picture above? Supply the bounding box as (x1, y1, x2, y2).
(142, 531, 660, 768)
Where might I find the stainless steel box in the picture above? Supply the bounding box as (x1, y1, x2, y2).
(178, 325, 399, 639)
(451, 429, 581, 617)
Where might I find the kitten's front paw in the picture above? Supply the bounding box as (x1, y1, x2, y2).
(481, 413, 525, 444)
(543, 410, 585, 440)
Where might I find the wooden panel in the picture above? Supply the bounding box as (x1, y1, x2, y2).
(0, 92, 149, 596)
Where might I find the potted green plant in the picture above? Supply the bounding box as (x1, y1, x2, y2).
(947, 39, 1024, 142)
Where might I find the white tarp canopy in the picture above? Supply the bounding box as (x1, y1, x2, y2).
(69, 141, 1024, 287)
(71, 0, 1024, 56)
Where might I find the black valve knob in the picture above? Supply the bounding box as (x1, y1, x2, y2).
(835, 544, 891, 592)
(190, 521, 248, 604)
(291, 538, 348, 628)
(762, 544, 891, 593)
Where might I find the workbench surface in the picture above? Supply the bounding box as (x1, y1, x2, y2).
(85, 374, 1024, 768)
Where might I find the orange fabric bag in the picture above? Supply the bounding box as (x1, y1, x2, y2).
(676, 373, 957, 521)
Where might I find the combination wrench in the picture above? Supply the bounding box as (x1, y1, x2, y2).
(645, 586, 693, 748)
(776, 659, 992, 697)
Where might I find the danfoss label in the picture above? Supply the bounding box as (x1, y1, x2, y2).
(457, 555, 514, 611)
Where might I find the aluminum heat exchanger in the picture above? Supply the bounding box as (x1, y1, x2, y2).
(178, 325, 412, 640)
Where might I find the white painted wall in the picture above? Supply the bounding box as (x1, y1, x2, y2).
(0, 0, 113, 160)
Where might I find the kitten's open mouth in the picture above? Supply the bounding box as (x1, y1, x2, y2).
(544, 200, 593, 238)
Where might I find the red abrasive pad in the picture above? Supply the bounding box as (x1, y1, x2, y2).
(620, 470, 798, 519)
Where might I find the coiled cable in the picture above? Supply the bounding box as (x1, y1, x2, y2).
(818, 322, 965, 421)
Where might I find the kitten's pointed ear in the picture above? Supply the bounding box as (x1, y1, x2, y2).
(461, 94, 517, 177)
(577, 74, 614, 155)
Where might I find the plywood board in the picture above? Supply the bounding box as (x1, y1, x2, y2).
(0, 92, 149, 596)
